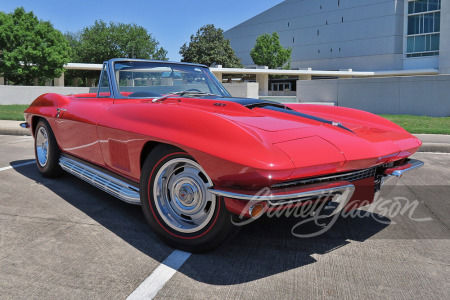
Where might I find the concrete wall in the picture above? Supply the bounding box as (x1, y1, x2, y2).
(0, 86, 90, 105)
(296, 75, 450, 117)
(0, 84, 259, 104)
(225, 0, 405, 71)
(268, 91, 296, 97)
(223, 82, 259, 99)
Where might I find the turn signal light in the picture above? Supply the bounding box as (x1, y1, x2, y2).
(249, 203, 264, 219)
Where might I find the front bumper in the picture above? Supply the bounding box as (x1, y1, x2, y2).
(382, 159, 424, 178)
(209, 159, 424, 218)
(375, 158, 424, 193)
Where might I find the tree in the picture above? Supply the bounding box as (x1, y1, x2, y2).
(71, 20, 167, 64)
(250, 32, 292, 69)
(0, 7, 71, 85)
(180, 24, 243, 68)
(66, 20, 168, 85)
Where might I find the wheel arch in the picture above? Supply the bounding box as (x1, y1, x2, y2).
(139, 141, 186, 171)
(30, 115, 42, 137)
(31, 116, 54, 138)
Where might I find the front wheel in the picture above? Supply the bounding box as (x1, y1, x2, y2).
(140, 146, 238, 252)
(34, 119, 63, 178)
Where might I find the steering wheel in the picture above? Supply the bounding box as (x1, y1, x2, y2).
(186, 89, 201, 92)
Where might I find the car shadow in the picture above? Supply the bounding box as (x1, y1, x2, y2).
(13, 159, 390, 285)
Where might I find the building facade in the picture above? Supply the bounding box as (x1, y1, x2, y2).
(224, 0, 448, 73)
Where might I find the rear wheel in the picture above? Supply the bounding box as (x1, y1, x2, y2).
(140, 145, 238, 252)
(34, 119, 63, 177)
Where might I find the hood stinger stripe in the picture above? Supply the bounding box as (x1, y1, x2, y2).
(262, 105, 355, 134)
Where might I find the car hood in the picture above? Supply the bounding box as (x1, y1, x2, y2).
(176, 96, 421, 172)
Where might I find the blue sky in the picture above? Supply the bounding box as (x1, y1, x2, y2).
(0, 0, 284, 61)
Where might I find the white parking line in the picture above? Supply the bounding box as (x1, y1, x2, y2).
(127, 250, 191, 300)
(0, 161, 35, 172)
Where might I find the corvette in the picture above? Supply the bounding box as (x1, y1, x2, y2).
(22, 58, 423, 252)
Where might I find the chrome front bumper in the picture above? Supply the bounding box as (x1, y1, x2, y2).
(375, 158, 424, 193)
(209, 159, 424, 216)
(209, 181, 355, 203)
(382, 159, 424, 178)
(210, 181, 356, 217)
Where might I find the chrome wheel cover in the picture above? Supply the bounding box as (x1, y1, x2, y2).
(153, 158, 216, 233)
(36, 126, 49, 167)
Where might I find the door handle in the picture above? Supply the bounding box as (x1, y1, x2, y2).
(56, 108, 67, 118)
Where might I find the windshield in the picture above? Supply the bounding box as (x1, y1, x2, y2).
(112, 61, 230, 98)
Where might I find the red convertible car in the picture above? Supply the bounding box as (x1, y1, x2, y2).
(22, 58, 423, 252)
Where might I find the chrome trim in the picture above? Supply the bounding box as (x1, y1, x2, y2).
(249, 203, 264, 219)
(209, 181, 355, 203)
(56, 108, 66, 118)
(271, 166, 376, 189)
(20, 122, 30, 128)
(375, 159, 424, 196)
(386, 159, 424, 177)
(59, 156, 141, 205)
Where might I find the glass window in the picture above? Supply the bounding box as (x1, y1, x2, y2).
(408, 0, 441, 14)
(98, 64, 111, 98)
(415, 0, 428, 13)
(424, 13, 433, 33)
(415, 35, 426, 52)
(408, 15, 421, 34)
(431, 34, 439, 50)
(434, 12, 440, 32)
(425, 34, 431, 51)
(406, 1, 440, 57)
(408, 2, 414, 14)
(429, 0, 440, 11)
(407, 37, 415, 53)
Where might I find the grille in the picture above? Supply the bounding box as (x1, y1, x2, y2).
(271, 167, 377, 189)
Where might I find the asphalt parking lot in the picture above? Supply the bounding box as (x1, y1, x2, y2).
(1, 134, 449, 299)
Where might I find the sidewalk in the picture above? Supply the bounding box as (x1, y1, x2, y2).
(415, 134, 450, 153)
(0, 120, 31, 136)
(0, 120, 449, 153)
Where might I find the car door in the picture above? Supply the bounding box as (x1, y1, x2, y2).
(53, 64, 113, 166)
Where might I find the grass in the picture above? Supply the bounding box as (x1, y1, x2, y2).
(0, 105, 448, 134)
(0, 105, 28, 121)
(380, 114, 450, 135)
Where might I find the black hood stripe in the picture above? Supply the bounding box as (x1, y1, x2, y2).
(262, 105, 355, 133)
(220, 97, 354, 134)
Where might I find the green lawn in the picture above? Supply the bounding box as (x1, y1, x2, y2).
(0, 105, 28, 121)
(380, 114, 450, 135)
(0, 105, 448, 134)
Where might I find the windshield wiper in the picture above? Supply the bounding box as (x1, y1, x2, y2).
(152, 91, 219, 103)
(169, 91, 219, 97)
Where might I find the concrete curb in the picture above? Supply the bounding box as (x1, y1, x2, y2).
(418, 143, 450, 153)
(0, 120, 31, 136)
(0, 129, 32, 136)
(0, 121, 449, 153)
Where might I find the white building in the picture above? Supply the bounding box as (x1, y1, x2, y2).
(224, 0, 449, 74)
